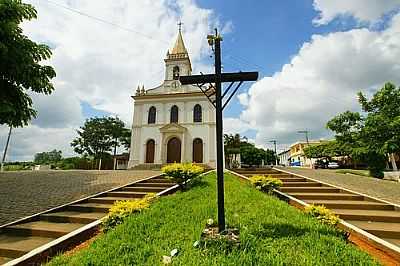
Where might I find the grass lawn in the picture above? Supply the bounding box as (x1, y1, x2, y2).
(48, 173, 379, 266)
(336, 169, 371, 177)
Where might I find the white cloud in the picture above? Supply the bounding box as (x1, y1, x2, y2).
(239, 13, 400, 149)
(223, 118, 251, 135)
(2, 0, 227, 161)
(313, 0, 400, 25)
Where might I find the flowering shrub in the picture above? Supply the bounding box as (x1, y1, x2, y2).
(102, 193, 158, 231)
(162, 163, 204, 189)
(304, 204, 339, 226)
(249, 175, 283, 193)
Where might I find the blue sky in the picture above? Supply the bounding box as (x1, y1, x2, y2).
(1, 0, 400, 160)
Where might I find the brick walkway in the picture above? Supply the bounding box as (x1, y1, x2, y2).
(0, 170, 160, 226)
(279, 167, 400, 205)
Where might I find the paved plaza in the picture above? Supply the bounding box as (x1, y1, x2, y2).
(0, 170, 160, 226)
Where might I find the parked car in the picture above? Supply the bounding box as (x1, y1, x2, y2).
(327, 161, 340, 169)
(314, 160, 327, 169)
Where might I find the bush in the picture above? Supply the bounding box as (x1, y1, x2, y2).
(162, 163, 204, 189)
(304, 204, 339, 226)
(249, 175, 283, 193)
(102, 193, 158, 231)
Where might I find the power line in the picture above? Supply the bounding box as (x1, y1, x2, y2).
(41, 0, 169, 45)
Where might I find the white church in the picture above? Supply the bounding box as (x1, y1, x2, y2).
(128, 29, 216, 169)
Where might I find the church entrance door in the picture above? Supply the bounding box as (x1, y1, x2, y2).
(146, 139, 155, 163)
(193, 138, 203, 163)
(167, 137, 181, 163)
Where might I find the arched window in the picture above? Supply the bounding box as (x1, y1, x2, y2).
(145, 139, 155, 163)
(148, 106, 156, 124)
(170, 105, 178, 123)
(173, 66, 180, 80)
(193, 104, 202, 122)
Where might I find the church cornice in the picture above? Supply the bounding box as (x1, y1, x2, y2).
(132, 91, 205, 100)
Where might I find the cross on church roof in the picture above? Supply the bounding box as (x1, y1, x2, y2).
(177, 21, 183, 32)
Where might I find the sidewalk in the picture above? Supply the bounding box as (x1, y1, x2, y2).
(279, 167, 400, 205)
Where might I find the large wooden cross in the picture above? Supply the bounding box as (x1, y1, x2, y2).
(180, 29, 258, 232)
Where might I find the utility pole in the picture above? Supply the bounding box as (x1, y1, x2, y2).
(180, 29, 258, 233)
(298, 130, 310, 145)
(270, 140, 278, 166)
(1, 126, 12, 172)
(298, 130, 311, 168)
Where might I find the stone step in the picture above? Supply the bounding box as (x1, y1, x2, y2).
(131, 182, 175, 188)
(242, 173, 293, 178)
(0, 234, 54, 258)
(280, 178, 307, 182)
(289, 192, 363, 200)
(281, 182, 322, 187)
(347, 220, 400, 239)
(0, 256, 13, 264)
(67, 203, 113, 213)
(107, 191, 147, 198)
(332, 209, 400, 223)
(383, 238, 400, 247)
(140, 178, 174, 184)
(40, 211, 106, 224)
(121, 186, 167, 193)
(280, 187, 340, 193)
(88, 196, 136, 204)
(304, 200, 394, 210)
(4, 221, 85, 238)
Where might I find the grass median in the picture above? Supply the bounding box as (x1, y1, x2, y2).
(48, 172, 378, 265)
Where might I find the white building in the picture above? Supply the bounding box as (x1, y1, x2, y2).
(128, 29, 216, 169)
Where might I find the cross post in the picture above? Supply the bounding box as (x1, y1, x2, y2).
(180, 29, 258, 233)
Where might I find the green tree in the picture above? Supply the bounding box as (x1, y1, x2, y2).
(71, 117, 130, 170)
(0, 0, 56, 127)
(327, 82, 400, 178)
(34, 149, 62, 164)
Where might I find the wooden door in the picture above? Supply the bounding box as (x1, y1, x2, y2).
(193, 138, 203, 163)
(146, 139, 155, 163)
(167, 137, 181, 163)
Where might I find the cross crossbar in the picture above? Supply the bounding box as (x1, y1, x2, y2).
(180, 71, 258, 85)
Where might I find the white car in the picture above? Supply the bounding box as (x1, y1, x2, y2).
(327, 162, 340, 169)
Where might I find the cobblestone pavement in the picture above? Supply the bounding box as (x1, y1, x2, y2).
(279, 167, 400, 205)
(0, 170, 160, 226)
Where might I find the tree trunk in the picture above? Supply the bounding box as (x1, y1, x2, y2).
(390, 153, 398, 171)
(98, 158, 102, 170)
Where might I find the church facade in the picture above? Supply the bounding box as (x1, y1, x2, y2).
(128, 30, 216, 168)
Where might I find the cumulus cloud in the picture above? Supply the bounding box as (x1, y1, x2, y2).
(2, 0, 226, 161)
(313, 0, 400, 25)
(239, 13, 400, 151)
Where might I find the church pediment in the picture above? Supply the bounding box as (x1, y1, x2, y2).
(159, 123, 187, 133)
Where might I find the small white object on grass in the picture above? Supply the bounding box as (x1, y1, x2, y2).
(207, 218, 214, 226)
(193, 241, 199, 248)
(170, 248, 178, 257)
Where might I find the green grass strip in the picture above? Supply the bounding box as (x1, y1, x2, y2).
(48, 173, 379, 266)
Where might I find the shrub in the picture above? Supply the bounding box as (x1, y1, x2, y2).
(304, 204, 339, 226)
(162, 163, 204, 189)
(249, 175, 283, 193)
(102, 193, 158, 231)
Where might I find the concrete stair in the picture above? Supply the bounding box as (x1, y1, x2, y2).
(289, 192, 364, 201)
(0, 175, 177, 265)
(4, 221, 85, 238)
(40, 211, 106, 224)
(304, 200, 394, 210)
(332, 209, 400, 223)
(0, 234, 55, 258)
(233, 168, 400, 251)
(67, 203, 113, 213)
(121, 186, 167, 193)
(347, 220, 400, 238)
(281, 181, 322, 187)
(280, 187, 340, 193)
